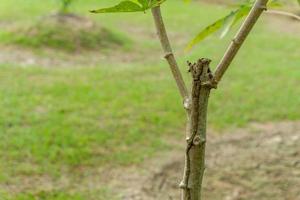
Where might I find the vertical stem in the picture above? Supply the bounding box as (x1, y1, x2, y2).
(181, 1, 268, 196)
(151, 12, 194, 195)
(189, 88, 210, 199)
(181, 59, 214, 200)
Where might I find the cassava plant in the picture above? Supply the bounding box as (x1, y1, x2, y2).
(91, 0, 299, 200)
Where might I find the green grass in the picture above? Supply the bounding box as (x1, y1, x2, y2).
(0, 189, 116, 200)
(0, 0, 299, 199)
(0, 21, 129, 52)
(0, 8, 130, 52)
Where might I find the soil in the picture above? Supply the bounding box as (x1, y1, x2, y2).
(0, 44, 141, 68)
(1, 122, 299, 199)
(113, 121, 300, 200)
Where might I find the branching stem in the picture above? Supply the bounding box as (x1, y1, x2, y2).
(150, 1, 269, 200)
(213, 0, 269, 84)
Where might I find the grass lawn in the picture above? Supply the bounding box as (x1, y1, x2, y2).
(0, 0, 299, 199)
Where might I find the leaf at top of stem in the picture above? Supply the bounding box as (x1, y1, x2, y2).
(185, 4, 252, 52)
(185, 0, 282, 52)
(90, 0, 166, 14)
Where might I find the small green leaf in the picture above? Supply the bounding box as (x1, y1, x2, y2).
(219, 11, 238, 39)
(90, 0, 167, 14)
(137, 0, 148, 8)
(90, 1, 145, 13)
(185, 4, 252, 52)
(185, 18, 228, 52)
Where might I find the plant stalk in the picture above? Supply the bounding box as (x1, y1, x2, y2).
(213, 0, 269, 84)
(152, 1, 269, 200)
(151, 6, 189, 101)
(180, 59, 214, 200)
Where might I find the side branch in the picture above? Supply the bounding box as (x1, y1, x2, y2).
(213, 0, 269, 84)
(151, 6, 189, 100)
(266, 10, 300, 21)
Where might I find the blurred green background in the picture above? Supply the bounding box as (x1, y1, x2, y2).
(0, 0, 299, 199)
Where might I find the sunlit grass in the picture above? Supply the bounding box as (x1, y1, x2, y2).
(0, 0, 299, 199)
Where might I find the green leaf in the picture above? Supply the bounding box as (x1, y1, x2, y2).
(137, 0, 148, 9)
(185, 4, 252, 52)
(90, 1, 145, 13)
(219, 11, 236, 39)
(150, 0, 167, 7)
(90, 0, 167, 14)
(185, 18, 227, 52)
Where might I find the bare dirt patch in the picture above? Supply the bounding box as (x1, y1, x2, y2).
(116, 121, 300, 200)
(0, 45, 141, 68)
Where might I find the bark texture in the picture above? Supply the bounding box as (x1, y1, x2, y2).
(180, 59, 215, 200)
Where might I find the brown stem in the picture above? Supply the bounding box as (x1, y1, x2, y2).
(213, 0, 269, 84)
(151, 6, 189, 101)
(151, 11, 193, 196)
(180, 59, 214, 200)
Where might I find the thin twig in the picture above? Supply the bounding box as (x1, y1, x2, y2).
(151, 6, 189, 101)
(266, 10, 300, 21)
(151, 6, 193, 199)
(213, 0, 269, 84)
